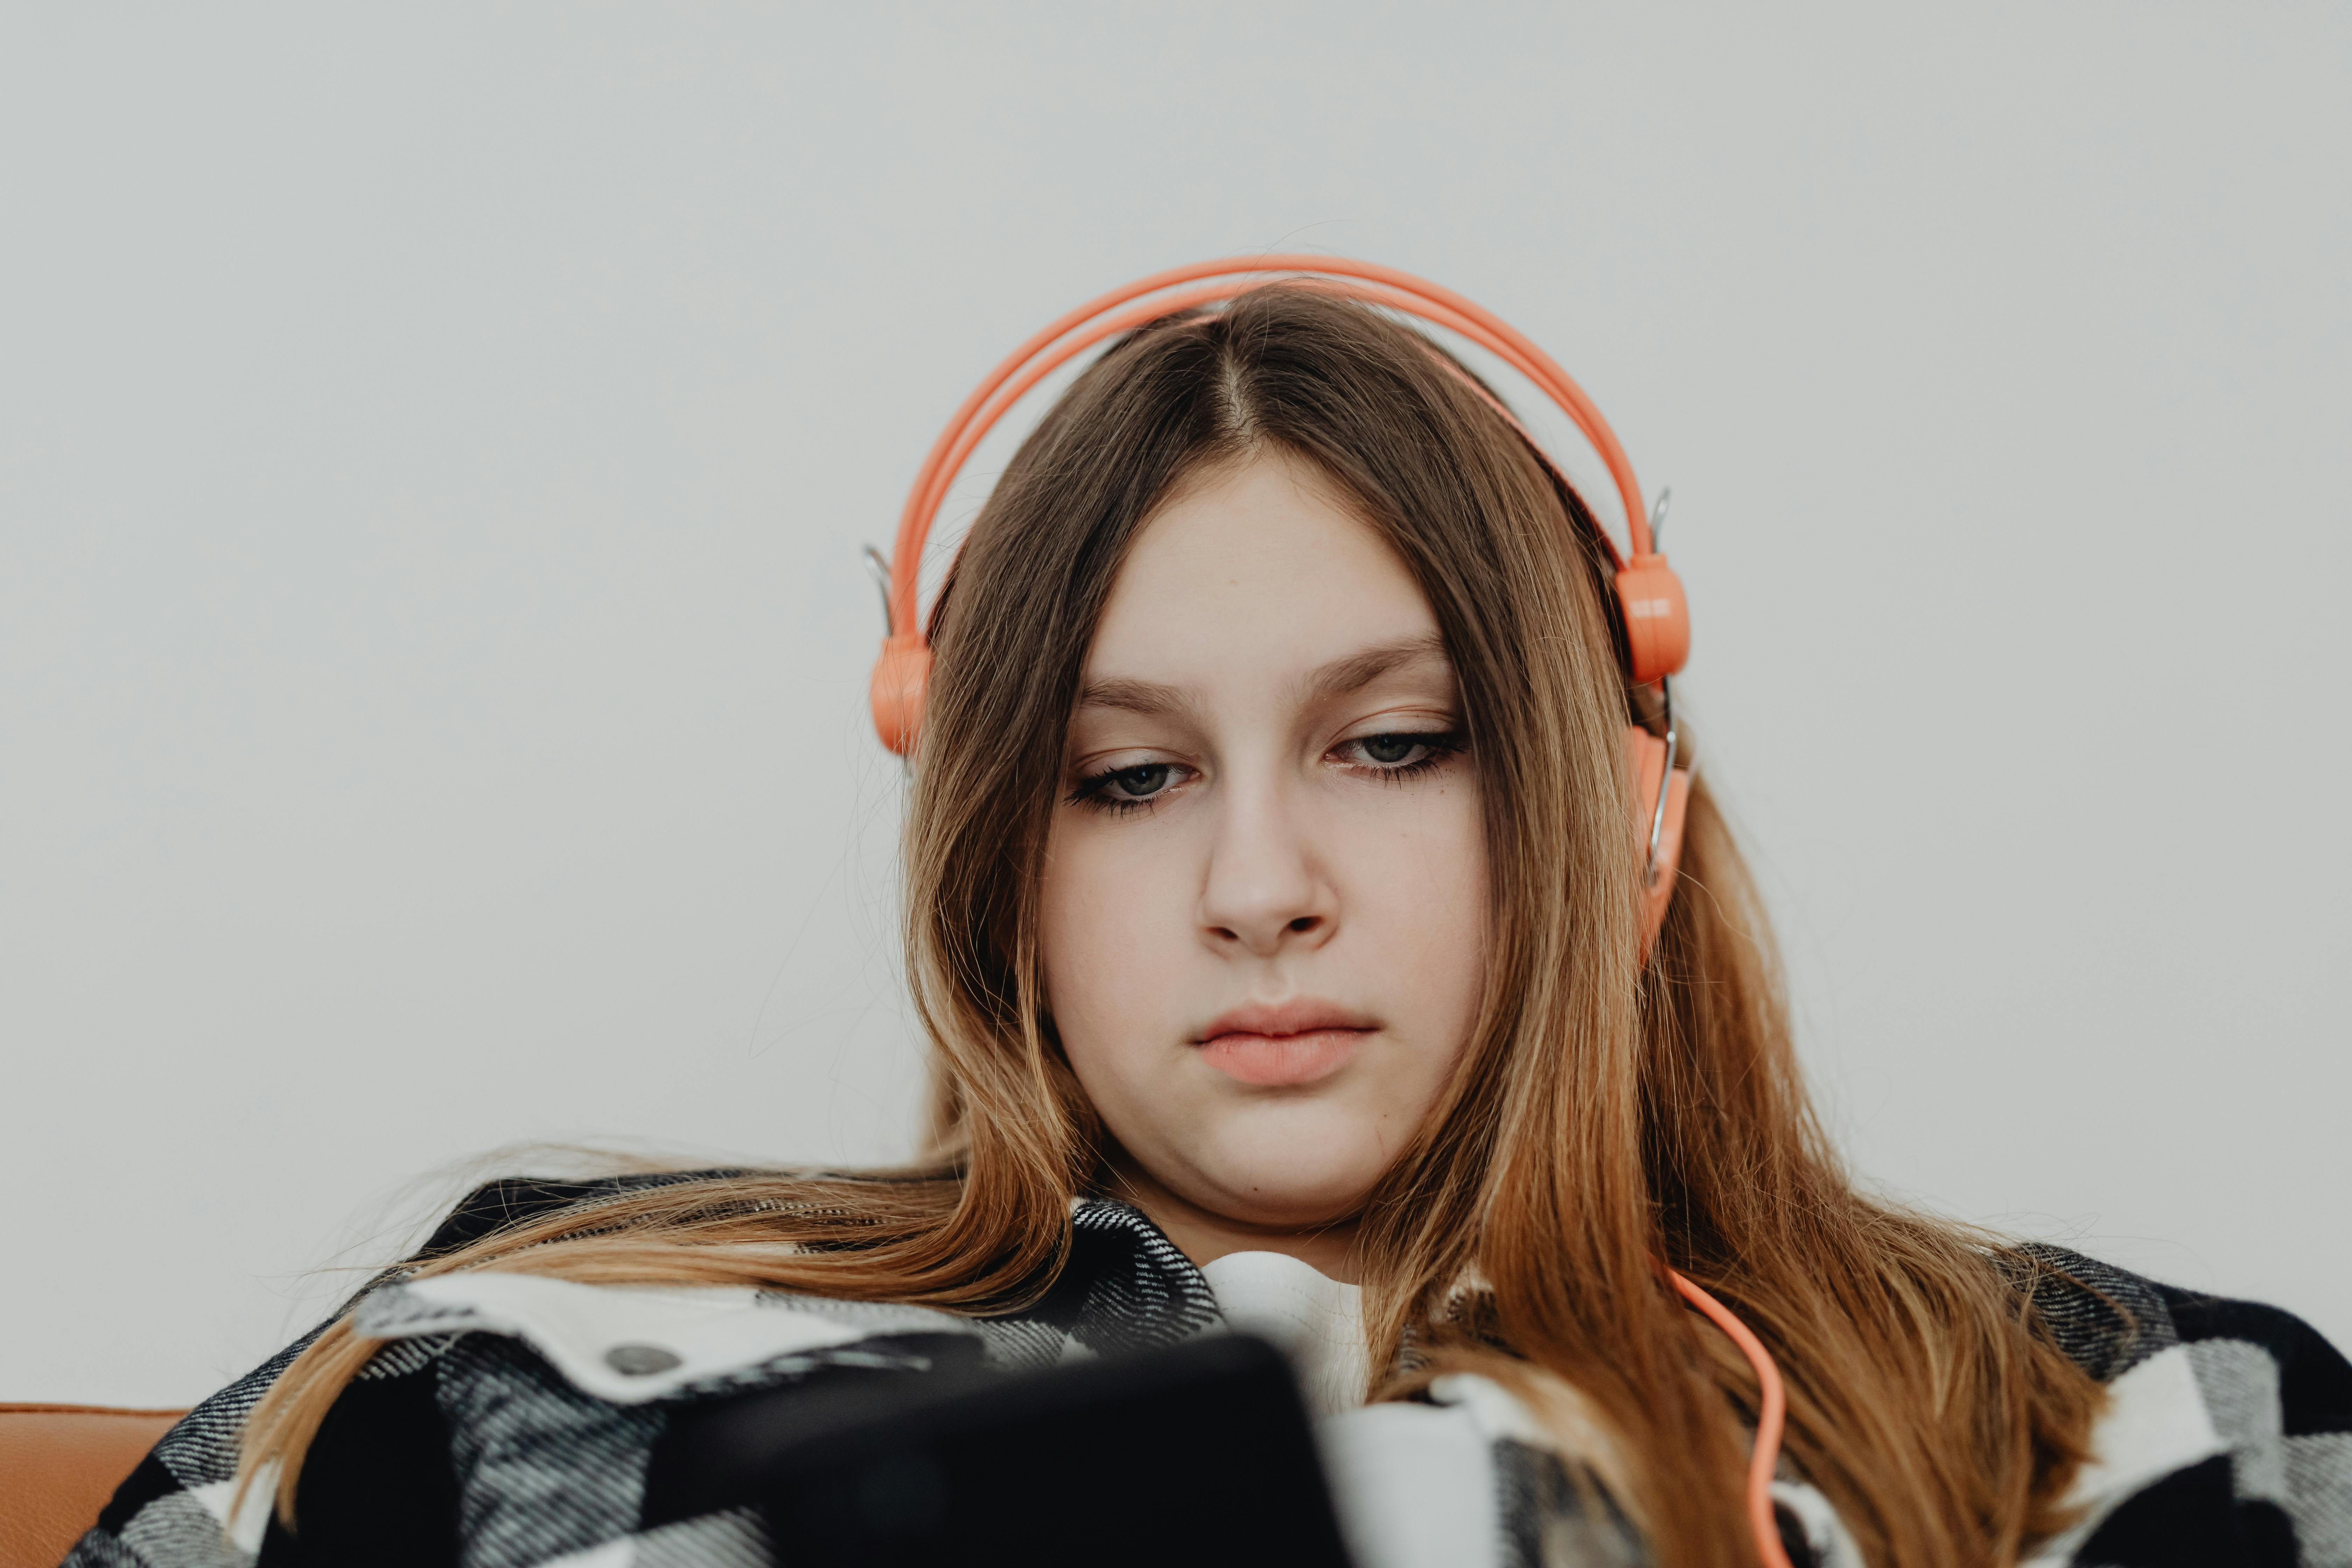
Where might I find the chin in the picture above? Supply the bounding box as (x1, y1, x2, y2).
(1188, 1128, 1391, 1228)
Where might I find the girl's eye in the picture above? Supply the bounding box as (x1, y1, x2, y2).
(1069, 759, 1189, 812)
(1341, 731, 1462, 771)
(1103, 762, 1175, 800)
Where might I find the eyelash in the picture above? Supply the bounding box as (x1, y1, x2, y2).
(1066, 731, 1467, 817)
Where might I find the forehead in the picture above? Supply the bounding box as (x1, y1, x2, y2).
(1086, 453, 1441, 684)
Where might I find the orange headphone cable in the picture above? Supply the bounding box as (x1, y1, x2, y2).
(1671, 1268, 1797, 1568)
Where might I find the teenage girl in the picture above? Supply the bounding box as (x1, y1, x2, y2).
(70, 262, 2351, 1568)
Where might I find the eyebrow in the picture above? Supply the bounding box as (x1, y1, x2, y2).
(1300, 632, 1452, 705)
(1073, 676, 1199, 719)
(1073, 633, 1453, 718)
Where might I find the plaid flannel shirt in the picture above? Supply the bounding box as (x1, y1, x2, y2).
(63, 1173, 2352, 1568)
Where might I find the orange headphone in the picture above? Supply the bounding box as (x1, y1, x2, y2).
(867, 258, 1787, 1567)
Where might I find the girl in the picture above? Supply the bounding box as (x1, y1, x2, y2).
(70, 264, 2350, 1568)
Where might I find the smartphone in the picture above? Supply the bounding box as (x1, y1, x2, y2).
(644, 1331, 1354, 1566)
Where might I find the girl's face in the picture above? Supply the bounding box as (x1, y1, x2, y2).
(1038, 453, 1489, 1268)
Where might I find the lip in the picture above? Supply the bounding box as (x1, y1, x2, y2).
(1193, 998, 1377, 1087)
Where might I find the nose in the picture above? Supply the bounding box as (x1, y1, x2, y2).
(1198, 778, 1335, 959)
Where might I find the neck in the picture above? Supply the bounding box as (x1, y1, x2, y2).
(1098, 1154, 1362, 1284)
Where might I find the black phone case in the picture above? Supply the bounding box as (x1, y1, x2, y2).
(645, 1331, 1354, 1566)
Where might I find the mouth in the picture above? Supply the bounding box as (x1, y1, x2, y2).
(1193, 999, 1376, 1087)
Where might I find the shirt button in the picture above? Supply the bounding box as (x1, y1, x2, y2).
(606, 1343, 683, 1376)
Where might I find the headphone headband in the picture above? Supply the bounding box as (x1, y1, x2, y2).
(870, 255, 1691, 754)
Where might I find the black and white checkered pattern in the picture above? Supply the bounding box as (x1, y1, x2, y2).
(63, 1175, 2352, 1567)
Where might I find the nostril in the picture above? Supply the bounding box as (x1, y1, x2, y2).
(1287, 916, 1319, 933)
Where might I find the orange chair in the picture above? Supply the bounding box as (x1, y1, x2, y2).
(0, 1405, 183, 1568)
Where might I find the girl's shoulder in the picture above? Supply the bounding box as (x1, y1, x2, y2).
(2012, 1241, 2347, 1387)
(411, 1167, 755, 1257)
(65, 1177, 1225, 1568)
(2009, 1243, 2352, 1567)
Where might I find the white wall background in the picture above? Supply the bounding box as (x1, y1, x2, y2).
(3, 4, 2345, 1406)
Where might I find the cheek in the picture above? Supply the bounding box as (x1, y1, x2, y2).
(1036, 817, 1192, 1055)
(1345, 784, 1489, 1056)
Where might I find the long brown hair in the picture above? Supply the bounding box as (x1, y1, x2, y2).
(241, 286, 2101, 1567)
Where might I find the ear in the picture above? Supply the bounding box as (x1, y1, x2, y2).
(1622, 725, 1691, 957)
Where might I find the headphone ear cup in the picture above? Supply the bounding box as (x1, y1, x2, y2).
(1614, 556, 1690, 686)
(1623, 724, 1691, 955)
(870, 635, 932, 756)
